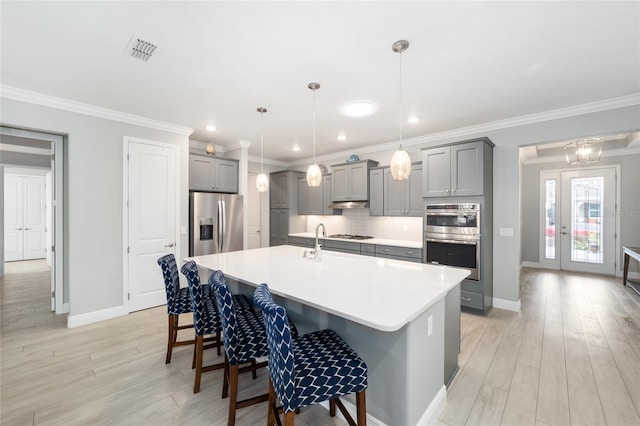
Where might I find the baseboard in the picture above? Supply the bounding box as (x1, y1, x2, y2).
(521, 261, 541, 268)
(67, 305, 128, 328)
(319, 385, 447, 426)
(416, 385, 448, 426)
(493, 297, 521, 312)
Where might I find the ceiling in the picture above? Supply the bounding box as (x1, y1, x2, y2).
(1, 2, 639, 163)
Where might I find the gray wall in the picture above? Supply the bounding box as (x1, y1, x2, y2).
(0, 97, 190, 317)
(521, 152, 640, 273)
(2, 93, 638, 319)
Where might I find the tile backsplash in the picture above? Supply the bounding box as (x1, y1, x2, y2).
(305, 209, 423, 242)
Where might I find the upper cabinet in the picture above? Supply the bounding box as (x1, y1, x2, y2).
(422, 139, 493, 198)
(189, 155, 239, 193)
(331, 160, 379, 201)
(384, 163, 423, 216)
(369, 168, 384, 216)
(270, 172, 291, 209)
(298, 178, 323, 215)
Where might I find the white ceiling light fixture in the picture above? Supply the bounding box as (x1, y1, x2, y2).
(256, 107, 269, 193)
(292, 145, 300, 152)
(408, 116, 419, 124)
(390, 40, 412, 181)
(306, 82, 322, 187)
(338, 134, 346, 141)
(206, 125, 216, 132)
(340, 101, 378, 118)
(564, 138, 604, 165)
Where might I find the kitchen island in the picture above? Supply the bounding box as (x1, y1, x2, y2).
(188, 245, 469, 425)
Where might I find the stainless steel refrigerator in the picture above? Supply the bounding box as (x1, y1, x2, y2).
(189, 192, 243, 256)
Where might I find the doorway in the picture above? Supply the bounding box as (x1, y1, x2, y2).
(540, 166, 618, 275)
(0, 126, 66, 314)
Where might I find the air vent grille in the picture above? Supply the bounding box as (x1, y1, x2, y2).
(128, 37, 157, 61)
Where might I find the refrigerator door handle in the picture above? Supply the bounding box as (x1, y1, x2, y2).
(217, 200, 223, 252)
(220, 200, 226, 252)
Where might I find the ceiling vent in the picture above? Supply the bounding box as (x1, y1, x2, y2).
(126, 36, 157, 62)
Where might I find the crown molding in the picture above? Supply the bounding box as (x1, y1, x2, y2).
(1, 85, 194, 136)
(224, 140, 253, 151)
(247, 155, 289, 168)
(189, 139, 225, 154)
(289, 93, 640, 167)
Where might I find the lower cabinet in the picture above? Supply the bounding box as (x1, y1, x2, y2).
(375, 245, 423, 263)
(288, 236, 315, 248)
(323, 240, 361, 255)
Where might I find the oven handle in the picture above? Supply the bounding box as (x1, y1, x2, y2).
(425, 212, 477, 216)
(425, 238, 479, 245)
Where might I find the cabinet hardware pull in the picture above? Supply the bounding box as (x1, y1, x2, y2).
(462, 297, 472, 302)
(164, 243, 175, 247)
(406, 251, 413, 255)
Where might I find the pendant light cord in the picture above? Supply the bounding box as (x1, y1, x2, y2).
(399, 48, 403, 147)
(260, 110, 264, 173)
(312, 88, 317, 165)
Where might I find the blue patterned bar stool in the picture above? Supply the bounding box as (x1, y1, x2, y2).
(181, 260, 251, 393)
(157, 253, 205, 364)
(210, 270, 299, 426)
(254, 283, 368, 426)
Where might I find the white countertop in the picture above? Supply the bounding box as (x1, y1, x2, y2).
(288, 232, 423, 249)
(187, 245, 468, 332)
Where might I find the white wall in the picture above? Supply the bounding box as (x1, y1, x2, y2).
(0, 97, 190, 318)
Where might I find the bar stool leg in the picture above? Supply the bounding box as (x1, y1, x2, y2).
(329, 399, 336, 417)
(166, 315, 175, 364)
(193, 335, 204, 393)
(356, 391, 367, 426)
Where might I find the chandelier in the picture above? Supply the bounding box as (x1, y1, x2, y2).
(564, 138, 604, 165)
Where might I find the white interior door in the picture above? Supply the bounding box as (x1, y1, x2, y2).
(560, 168, 616, 275)
(22, 176, 46, 260)
(45, 171, 52, 268)
(247, 174, 262, 249)
(4, 175, 23, 261)
(128, 140, 178, 312)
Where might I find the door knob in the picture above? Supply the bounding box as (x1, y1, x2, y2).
(164, 243, 175, 247)
(16, 227, 22, 230)
(561, 232, 568, 235)
(24, 228, 31, 230)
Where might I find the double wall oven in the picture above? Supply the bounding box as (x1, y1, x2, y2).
(424, 203, 480, 280)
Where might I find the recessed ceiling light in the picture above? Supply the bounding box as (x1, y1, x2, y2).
(337, 134, 347, 141)
(206, 125, 216, 132)
(340, 101, 377, 118)
(292, 145, 300, 152)
(408, 116, 419, 124)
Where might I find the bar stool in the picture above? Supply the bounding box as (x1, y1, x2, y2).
(210, 270, 299, 426)
(254, 283, 368, 426)
(180, 260, 251, 393)
(157, 253, 206, 364)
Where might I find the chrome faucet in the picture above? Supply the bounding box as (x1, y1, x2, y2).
(314, 223, 327, 261)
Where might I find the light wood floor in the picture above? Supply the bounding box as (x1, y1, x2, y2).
(2, 262, 640, 425)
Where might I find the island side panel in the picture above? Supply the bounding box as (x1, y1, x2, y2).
(224, 276, 447, 425)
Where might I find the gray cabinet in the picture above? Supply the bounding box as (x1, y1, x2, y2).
(331, 160, 378, 201)
(298, 178, 323, 215)
(288, 236, 315, 248)
(369, 168, 384, 216)
(297, 175, 341, 216)
(383, 163, 423, 216)
(189, 155, 239, 193)
(422, 139, 489, 198)
(269, 171, 306, 246)
(375, 245, 423, 263)
(324, 239, 361, 255)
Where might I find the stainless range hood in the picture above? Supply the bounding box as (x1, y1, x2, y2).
(328, 201, 369, 209)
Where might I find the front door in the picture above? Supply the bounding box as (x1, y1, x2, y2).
(127, 139, 179, 312)
(560, 168, 616, 275)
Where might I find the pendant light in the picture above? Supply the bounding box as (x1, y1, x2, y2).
(306, 82, 322, 187)
(255, 107, 269, 193)
(390, 40, 411, 181)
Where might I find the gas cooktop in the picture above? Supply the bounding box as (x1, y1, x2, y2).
(327, 234, 374, 240)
